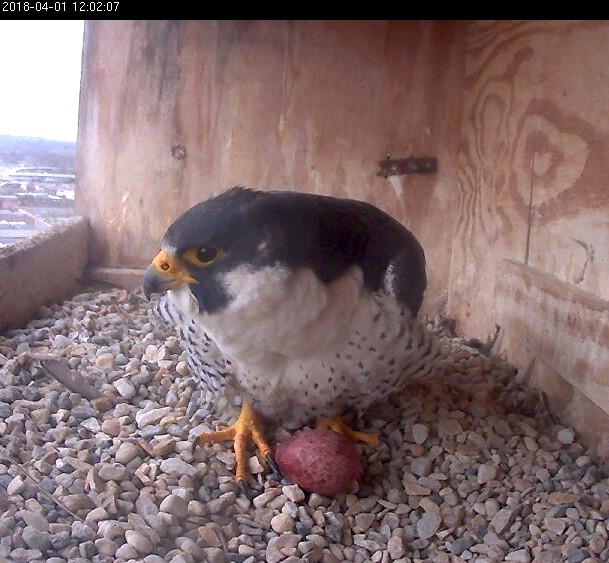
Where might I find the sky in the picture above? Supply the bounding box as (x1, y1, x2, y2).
(0, 20, 84, 143)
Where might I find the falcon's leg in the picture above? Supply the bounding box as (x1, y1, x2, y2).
(196, 399, 274, 483)
(316, 415, 380, 447)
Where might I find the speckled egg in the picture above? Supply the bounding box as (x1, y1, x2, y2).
(275, 428, 362, 496)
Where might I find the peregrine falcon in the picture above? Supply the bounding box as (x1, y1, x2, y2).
(143, 187, 440, 482)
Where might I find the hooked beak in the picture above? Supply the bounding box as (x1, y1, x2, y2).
(143, 249, 196, 299)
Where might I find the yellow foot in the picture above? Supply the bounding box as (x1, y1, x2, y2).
(196, 399, 273, 483)
(316, 415, 380, 447)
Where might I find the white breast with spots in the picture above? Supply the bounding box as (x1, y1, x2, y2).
(169, 264, 440, 427)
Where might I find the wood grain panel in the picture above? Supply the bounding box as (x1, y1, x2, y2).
(450, 20, 609, 338)
(76, 20, 464, 314)
(453, 21, 609, 457)
(526, 23, 609, 300)
(497, 259, 609, 410)
(496, 259, 609, 456)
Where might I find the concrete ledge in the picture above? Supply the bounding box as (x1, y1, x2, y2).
(0, 217, 89, 332)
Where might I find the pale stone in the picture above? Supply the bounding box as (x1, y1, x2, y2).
(159, 458, 197, 477)
(101, 418, 122, 436)
(7, 475, 26, 495)
(416, 512, 442, 539)
(115, 441, 142, 464)
(159, 494, 189, 519)
(95, 352, 114, 369)
(125, 529, 154, 554)
(136, 406, 172, 428)
(114, 378, 137, 399)
(271, 513, 294, 533)
(412, 423, 430, 444)
(557, 428, 575, 445)
(478, 463, 500, 484)
(282, 484, 306, 503)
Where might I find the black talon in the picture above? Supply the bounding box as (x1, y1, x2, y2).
(238, 476, 265, 500)
(266, 453, 281, 478)
(237, 480, 250, 500)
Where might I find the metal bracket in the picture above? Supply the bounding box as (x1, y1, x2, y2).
(377, 156, 438, 177)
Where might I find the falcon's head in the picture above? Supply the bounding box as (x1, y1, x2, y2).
(143, 186, 427, 316)
(143, 187, 266, 313)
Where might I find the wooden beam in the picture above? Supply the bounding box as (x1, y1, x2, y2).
(83, 267, 146, 290)
(496, 259, 609, 457)
(497, 259, 609, 412)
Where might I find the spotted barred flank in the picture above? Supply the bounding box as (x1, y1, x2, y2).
(151, 295, 235, 413)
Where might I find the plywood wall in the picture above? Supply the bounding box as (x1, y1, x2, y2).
(76, 20, 609, 455)
(76, 20, 464, 314)
(451, 21, 609, 457)
(450, 20, 609, 339)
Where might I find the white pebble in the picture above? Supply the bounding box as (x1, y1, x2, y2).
(114, 378, 137, 399)
(477, 463, 499, 484)
(282, 484, 305, 503)
(98, 463, 128, 481)
(557, 427, 575, 445)
(7, 475, 26, 495)
(159, 494, 189, 519)
(20, 510, 50, 532)
(125, 529, 154, 554)
(115, 542, 140, 559)
(144, 344, 162, 362)
(136, 406, 172, 428)
(412, 423, 429, 444)
(253, 490, 282, 508)
(411, 456, 432, 477)
(81, 417, 101, 432)
(505, 549, 531, 562)
(159, 458, 198, 477)
(270, 513, 294, 533)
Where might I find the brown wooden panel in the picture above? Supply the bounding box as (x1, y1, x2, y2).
(496, 259, 609, 457)
(497, 259, 609, 410)
(450, 20, 609, 338)
(525, 23, 609, 300)
(76, 20, 464, 314)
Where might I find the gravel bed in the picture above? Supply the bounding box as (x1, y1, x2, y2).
(0, 287, 608, 563)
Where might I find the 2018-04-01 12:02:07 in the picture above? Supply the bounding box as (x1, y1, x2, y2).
(1, 1, 120, 11)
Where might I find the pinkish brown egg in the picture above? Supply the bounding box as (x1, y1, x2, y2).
(275, 428, 362, 496)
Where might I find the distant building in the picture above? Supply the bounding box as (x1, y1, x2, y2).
(0, 209, 42, 227)
(0, 181, 22, 195)
(0, 195, 19, 211)
(0, 166, 75, 246)
(0, 208, 48, 244)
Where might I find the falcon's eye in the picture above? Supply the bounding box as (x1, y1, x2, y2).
(183, 246, 220, 267)
(196, 246, 218, 263)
